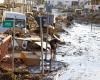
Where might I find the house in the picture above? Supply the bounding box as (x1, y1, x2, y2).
(45, 0, 78, 6)
(0, 0, 35, 13)
(83, 0, 100, 10)
(91, 0, 100, 10)
(45, 0, 80, 9)
(4, 0, 24, 12)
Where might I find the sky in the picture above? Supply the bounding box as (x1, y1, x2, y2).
(0, 0, 4, 3)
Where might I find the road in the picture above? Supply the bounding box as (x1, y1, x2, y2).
(56, 23, 100, 80)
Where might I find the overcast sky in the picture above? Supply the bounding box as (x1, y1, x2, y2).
(0, 0, 4, 3)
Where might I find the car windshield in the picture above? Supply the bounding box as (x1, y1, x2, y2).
(5, 18, 25, 28)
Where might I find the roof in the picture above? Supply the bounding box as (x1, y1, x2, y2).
(3, 11, 26, 20)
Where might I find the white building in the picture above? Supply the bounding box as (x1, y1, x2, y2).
(2, 0, 35, 13)
(45, 0, 79, 7)
(77, 0, 100, 10)
(45, 0, 100, 10)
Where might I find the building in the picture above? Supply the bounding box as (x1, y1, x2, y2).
(0, 0, 35, 13)
(45, 0, 79, 6)
(83, 0, 100, 10)
(91, 0, 100, 10)
(45, 0, 100, 10)
(91, 0, 100, 5)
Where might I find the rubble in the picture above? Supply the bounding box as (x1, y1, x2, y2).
(74, 11, 100, 24)
(0, 5, 70, 79)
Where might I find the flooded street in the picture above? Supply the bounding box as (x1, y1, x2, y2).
(56, 23, 100, 80)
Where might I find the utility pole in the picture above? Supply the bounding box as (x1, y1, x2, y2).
(90, 0, 93, 32)
(29, 0, 31, 12)
(12, 0, 15, 11)
(45, 13, 49, 60)
(12, 0, 15, 79)
(25, 0, 27, 13)
(39, 16, 44, 75)
(78, 0, 80, 8)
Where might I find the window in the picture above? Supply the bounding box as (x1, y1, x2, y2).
(5, 18, 25, 28)
(72, 1, 78, 6)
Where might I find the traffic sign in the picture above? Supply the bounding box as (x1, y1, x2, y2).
(2, 20, 14, 28)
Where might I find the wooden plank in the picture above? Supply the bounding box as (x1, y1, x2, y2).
(0, 35, 12, 61)
(15, 36, 41, 42)
(35, 42, 51, 49)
